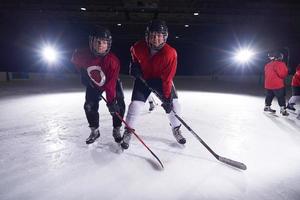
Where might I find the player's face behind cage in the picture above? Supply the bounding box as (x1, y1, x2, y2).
(89, 26, 112, 57)
(145, 20, 168, 50)
(148, 32, 165, 49)
(89, 38, 109, 56)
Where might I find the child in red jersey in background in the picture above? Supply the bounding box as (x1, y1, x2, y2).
(287, 64, 300, 119)
(264, 51, 289, 116)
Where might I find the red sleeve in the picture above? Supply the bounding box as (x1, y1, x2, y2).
(275, 62, 288, 79)
(71, 48, 90, 70)
(104, 57, 120, 103)
(161, 49, 177, 99)
(294, 70, 300, 81)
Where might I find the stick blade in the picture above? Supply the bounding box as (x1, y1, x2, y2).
(218, 156, 247, 170)
(150, 151, 164, 169)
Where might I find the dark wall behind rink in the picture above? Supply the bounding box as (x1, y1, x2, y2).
(0, 21, 299, 76)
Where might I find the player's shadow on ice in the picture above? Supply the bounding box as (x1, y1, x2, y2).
(263, 113, 297, 133)
(92, 141, 123, 154)
(89, 141, 122, 166)
(125, 152, 163, 171)
(283, 117, 300, 131)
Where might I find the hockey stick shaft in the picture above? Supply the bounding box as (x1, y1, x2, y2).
(173, 113, 246, 170)
(101, 94, 164, 169)
(138, 77, 246, 170)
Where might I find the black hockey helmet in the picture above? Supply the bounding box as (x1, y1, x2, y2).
(145, 19, 168, 50)
(268, 51, 283, 61)
(89, 26, 112, 56)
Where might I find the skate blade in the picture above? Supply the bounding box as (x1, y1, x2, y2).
(87, 141, 99, 149)
(114, 143, 124, 154)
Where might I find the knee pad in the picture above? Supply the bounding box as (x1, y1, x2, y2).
(84, 102, 95, 112)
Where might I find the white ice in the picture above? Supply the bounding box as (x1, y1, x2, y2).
(1, 78, 300, 200)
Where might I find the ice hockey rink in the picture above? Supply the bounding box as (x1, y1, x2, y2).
(1, 77, 300, 200)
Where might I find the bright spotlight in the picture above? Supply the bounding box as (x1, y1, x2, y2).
(42, 46, 58, 63)
(234, 49, 254, 64)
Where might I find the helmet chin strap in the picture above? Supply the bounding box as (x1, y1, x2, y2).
(146, 37, 167, 51)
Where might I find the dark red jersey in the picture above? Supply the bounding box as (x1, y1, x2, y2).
(291, 65, 300, 87)
(131, 40, 177, 99)
(71, 48, 120, 103)
(264, 60, 288, 89)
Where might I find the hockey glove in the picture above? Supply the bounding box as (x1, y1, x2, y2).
(161, 98, 173, 114)
(107, 100, 120, 116)
(129, 62, 142, 78)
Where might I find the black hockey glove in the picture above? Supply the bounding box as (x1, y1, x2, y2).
(161, 98, 173, 114)
(107, 100, 120, 116)
(129, 62, 142, 78)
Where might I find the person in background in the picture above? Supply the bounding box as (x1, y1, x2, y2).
(263, 51, 289, 116)
(287, 64, 300, 119)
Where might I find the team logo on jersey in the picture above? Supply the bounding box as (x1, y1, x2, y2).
(87, 65, 106, 87)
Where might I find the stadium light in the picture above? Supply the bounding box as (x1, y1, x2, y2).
(234, 48, 255, 64)
(42, 46, 58, 64)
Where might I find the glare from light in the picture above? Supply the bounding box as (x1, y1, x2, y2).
(234, 49, 255, 63)
(185, 24, 189, 27)
(80, 7, 86, 11)
(42, 46, 58, 63)
(117, 23, 122, 26)
(193, 12, 199, 16)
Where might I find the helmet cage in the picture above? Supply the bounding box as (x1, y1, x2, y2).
(89, 27, 112, 56)
(268, 51, 284, 61)
(145, 20, 168, 50)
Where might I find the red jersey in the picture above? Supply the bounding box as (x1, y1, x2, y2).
(264, 60, 288, 89)
(71, 48, 120, 103)
(131, 40, 177, 99)
(291, 65, 300, 87)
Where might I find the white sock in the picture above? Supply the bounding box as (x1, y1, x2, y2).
(167, 99, 182, 128)
(125, 100, 145, 129)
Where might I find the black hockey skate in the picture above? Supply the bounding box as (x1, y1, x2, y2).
(280, 107, 289, 116)
(172, 125, 186, 144)
(86, 128, 100, 144)
(120, 128, 132, 149)
(264, 106, 276, 113)
(286, 103, 296, 111)
(113, 127, 122, 143)
(149, 101, 155, 111)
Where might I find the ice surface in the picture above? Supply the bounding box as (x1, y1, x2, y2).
(1, 79, 300, 200)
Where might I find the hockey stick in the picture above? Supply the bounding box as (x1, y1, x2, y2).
(138, 77, 247, 170)
(100, 94, 164, 169)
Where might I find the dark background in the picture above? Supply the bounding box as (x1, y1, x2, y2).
(1, 0, 300, 76)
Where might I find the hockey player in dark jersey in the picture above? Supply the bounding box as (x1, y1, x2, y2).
(71, 26, 125, 144)
(120, 20, 186, 149)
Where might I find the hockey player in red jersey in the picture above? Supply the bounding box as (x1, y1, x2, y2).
(264, 51, 289, 116)
(71, 26, 125, 144)
(120, 20, 186, 149)
(287, 64, 300, 118)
